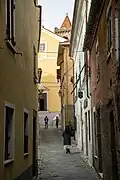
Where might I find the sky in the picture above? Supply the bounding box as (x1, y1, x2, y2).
(39, 0, 75, 31)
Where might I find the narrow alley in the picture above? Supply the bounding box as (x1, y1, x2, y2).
(38, 127, 100, 180)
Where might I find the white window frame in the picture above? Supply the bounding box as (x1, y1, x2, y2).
(4, 101, 15, 165)
(24, 108, 29, 156)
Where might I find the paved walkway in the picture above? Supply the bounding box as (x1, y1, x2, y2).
(37, 127, 100, 180)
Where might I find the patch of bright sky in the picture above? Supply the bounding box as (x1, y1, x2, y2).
(38, 0, 75, 31)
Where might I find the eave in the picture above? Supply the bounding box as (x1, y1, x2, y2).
(83, 0, 105, 51)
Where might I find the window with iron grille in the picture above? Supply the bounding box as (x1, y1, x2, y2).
(6, 0, 16, 46)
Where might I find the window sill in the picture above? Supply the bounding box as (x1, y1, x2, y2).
(6, 40, 17, 55)
(4, 159, 14, 166)
(24, 153, 29, 158)
(6, 40, 22, 56)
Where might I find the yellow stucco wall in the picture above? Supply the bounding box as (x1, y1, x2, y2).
(0, 0, 39, 179)
(38, 29, 63, 112)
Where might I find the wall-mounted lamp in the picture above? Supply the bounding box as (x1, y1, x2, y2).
(58, 89, 62, 97)
(35, 68, 42, 84)
(37, 68, 42, 84)
(37, 83, 45, 99)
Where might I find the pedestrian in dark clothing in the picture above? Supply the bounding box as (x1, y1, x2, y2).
(44, 116, 49, 129)
(56, 116, 59, 128)
(62, 126, 71, 153)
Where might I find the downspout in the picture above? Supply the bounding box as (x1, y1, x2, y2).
(70, 57, 76, 139)
(112, 1, 120, 179)
(66, 48, 69, 126)
(118, 0, 120, 62)
(85, 0, 89, 99)
(36, 5, 42, 53)
(34, 4, 42, 180)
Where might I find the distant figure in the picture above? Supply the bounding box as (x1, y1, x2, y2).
(44, 116, 49, 129)
(56, 116, 59, 128)
(62, 126, 71, 153)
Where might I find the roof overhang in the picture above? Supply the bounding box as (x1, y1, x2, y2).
(41, 27, 66, 42)
(60, 41, 70, 46)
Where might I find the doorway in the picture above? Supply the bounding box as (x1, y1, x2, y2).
(96, 107, 103, 173)
(39, 93, 47, 111)
(80, 106, 84, 151)
(32, 110, 37, 177)
(110, 110, 118, 180)
(81, 120, 84, 151)
(85, 112, 88, 156)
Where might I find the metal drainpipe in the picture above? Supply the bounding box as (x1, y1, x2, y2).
(118, 0, 120, 62)
(71, 57, 76, 139)
(72, 58, 75, 130)
(66, 48, 69, 126)
(34, 4, 42, 180)
(37, 6, 42, 53)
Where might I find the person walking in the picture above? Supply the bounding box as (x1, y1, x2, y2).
(56, 116, 59, 128)
(62, 126, 71, 153)
(44, 116, 49, 129)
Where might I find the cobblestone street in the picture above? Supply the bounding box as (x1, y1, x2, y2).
(38, 127, 100, 180)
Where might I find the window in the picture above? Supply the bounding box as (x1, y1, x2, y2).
(76, 72, 77, 96)
(115, 6, 119, 62)
(96, 40, 100, 82)
(40, 43, 45, 52)
(107, 7, 112, 52)
(88, 110, 91, 141)
(33, 46, 37, 84)
(24, 111, 28, 154)
(6, 0, 16, 46)
(94, 111, 97, 156)
(79, 60, 81, 88)
(4, 105, 14, 162)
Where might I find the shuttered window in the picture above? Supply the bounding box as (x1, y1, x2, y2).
(6, 0, 16, 46)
